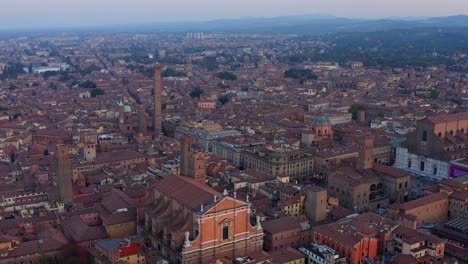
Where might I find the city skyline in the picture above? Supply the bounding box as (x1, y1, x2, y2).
(0, 0, 467, 29)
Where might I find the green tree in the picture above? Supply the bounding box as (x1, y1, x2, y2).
(203, 56, 219, 71)
(43, 70, 64, 80)
(81, 65, 101, 75)
(430, 89, 440, 99)
(218, 71, 237, 81)
(0, 63, 25, 80)
(39, 255, 57, 264)
(90, 88, 105, 97)
(163, 68, 187, 77)
(49, 82, 58, 90)
(190, 87, 204, 99)
(284, 69, 317, 80)
(80, 80, 97, 89)
(348, 104, 367, 120)
(218, 95, 230, 105)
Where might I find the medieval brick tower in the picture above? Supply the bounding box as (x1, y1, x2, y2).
(188, 144, 206, 184)
(180, 135, 195, 177)
(137, 104, 147, 135)
(180, 135, 206, 184)
(357, 137, 374, 172)
(153, 65, 162, 136)
(57, 145, 73, 205)
(306, 186, 328, 223)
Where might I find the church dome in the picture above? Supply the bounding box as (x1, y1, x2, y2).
(123, 105, 132, 113)
(311, 115, 330, 126)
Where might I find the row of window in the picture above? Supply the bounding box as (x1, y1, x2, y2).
(408, 160, 438, 175)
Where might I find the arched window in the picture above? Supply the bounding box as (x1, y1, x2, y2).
(450, 130, 454, 136)
(422, 131, 427, 142)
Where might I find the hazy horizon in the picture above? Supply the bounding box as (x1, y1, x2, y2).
(0, 0, 467, 29)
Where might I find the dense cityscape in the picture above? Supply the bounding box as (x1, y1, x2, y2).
(0, 8, 468, 264)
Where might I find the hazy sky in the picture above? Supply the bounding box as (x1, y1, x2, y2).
(1, 0, 467, 29)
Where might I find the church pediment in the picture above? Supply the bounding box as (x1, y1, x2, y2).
(204, 196, 249, 215)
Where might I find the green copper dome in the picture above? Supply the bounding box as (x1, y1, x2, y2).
(312, 115, 330, 126)
(124, 105, 132, 113)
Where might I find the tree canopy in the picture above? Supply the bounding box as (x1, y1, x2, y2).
(80, 80, 97, 89)
(162, 68, 187, 77)
(91, 88, 105, 97)
(203, 56, 219, 71)
(0, 63, 25, 80)
(284, 69, 318, 80)
(218, 71, 237, 81)
(218, 95, 230, 105)
(190, 87, 204, 99)
(348, 104, 367, 120)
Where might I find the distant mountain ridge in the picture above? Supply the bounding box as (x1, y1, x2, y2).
(170, 15, 468, 35)
(0, 14, 467, 36)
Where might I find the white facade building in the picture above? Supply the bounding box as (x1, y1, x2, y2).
(394, 147, 450, 181)
(299, 242, 343, 264)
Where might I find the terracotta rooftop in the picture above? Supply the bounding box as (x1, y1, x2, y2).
(269, 247, 306, 263)
(313, 213, 398, 248)
(398, 192, 449, 211)
(449, 190, 468, 202)
(426, 112, 468, 125)
(262, 216, 301, 234)
(372, 163, 409, 178)
(62, 215, 108, 243)
(94, 150, 145, 165)
(154, 174, 221, 212)
(394, 224, 443, 245)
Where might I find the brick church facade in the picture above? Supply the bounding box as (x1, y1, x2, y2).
(141, 174, 263, 264)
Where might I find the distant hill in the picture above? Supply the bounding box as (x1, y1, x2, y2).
(142, 15, 468, 35)
(283, 27, 468, 68)
(1, 14, 467, 37)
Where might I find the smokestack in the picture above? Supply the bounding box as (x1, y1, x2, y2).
(153, 65, 162, 136)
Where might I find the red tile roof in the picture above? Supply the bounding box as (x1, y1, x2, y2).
(313, 212, 399, 247)
(426, 112, 468, 125)
(262, 216, 301, 234)
(372, 163, 409, 178)
(154, 174, 221, 212)
(449, 190, 468, 202)
(399, 192, 449, 211)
